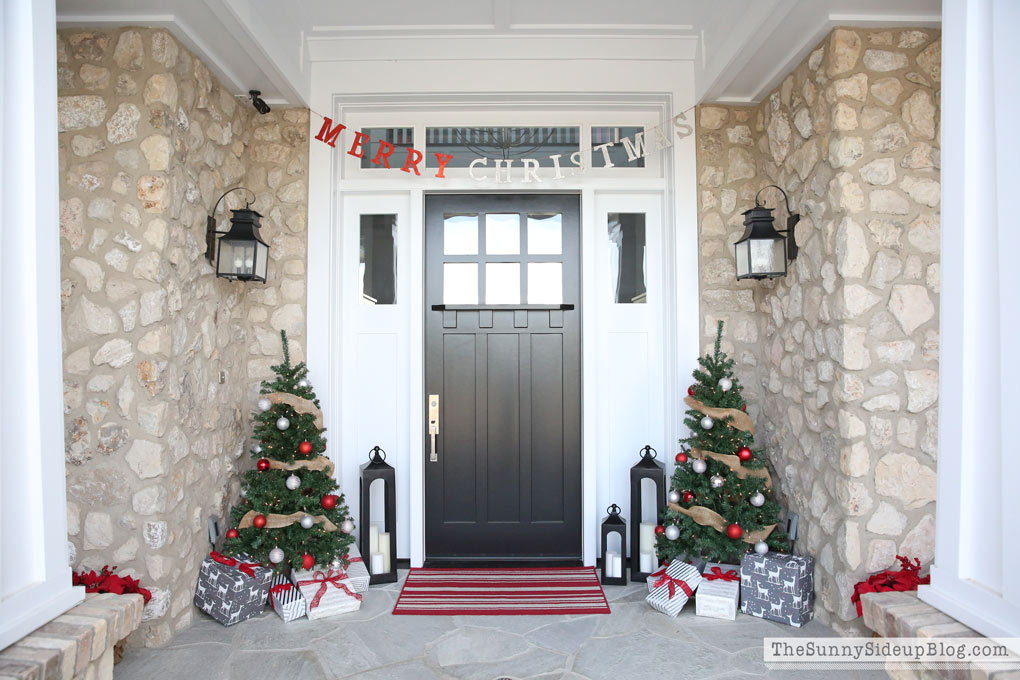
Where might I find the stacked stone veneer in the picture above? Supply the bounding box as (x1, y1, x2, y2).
(57, 26, 310, 647)
(695, 27, 940, 634)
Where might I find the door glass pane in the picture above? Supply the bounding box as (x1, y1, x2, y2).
(485, 214, 520, 255)
(485, 263, 520, 305)
(528, 263, 563, 305)
(608, 213, 647, 304)
(527, 213, 562, 254)
(444, 263, 478, 304)
(424, 127, 581, 167)
(591, 126, 646, 168)
(359, 127, 414, 169)
(444, 213, 478, 255)
(359, 214, 397, 304)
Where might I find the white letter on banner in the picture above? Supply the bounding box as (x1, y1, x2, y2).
(521, 158, 542, 183)
(621, 133, 647, 162)
(652, 124, 673, 150)
(569, 150, 588, 175)
(548, 154, 566, 180)
(469, 157, 489, 182)
(673, 111, 693, 140)
(494, 159, 514, 184)
(593, 142, 615, 168)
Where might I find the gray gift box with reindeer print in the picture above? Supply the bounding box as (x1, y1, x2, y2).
(739, 552, 814, 627)
(193, 552, 272, 626)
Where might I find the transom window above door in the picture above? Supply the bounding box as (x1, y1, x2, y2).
(441, 212, 564, 305)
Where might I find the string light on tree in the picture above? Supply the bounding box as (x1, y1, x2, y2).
(285, 474, 301, 490)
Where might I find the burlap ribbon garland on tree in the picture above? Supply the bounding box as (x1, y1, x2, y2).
(238, 509, 340, 532)
(262, 392, 324, 430)
(264, 455, 335, 477)
(668, 501, 776, 545)
(690, 449, 772, 488)
(684, 395, 755, 436)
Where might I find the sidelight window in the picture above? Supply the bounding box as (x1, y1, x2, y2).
(359, 215, 397, 304)
(608, 213, 647, 304)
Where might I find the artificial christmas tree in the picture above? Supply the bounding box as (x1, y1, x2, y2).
(656, 321, 787, 566)
(223, 331, 356, 571)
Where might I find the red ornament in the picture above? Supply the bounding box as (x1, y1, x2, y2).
(726, 523, 743, 540)
(675, 452, 688, 463)
(741, 404, 747, 411)
(654, 525, 666, 536)
(299, 440, 313, 455)
(737, 447, 753, 462)
(302, 553, 316, 570)
(682, 491, 694, 503)
(687, 386, 694, 396)
(256, 458, 271, 471)
(320, 494, 338, 510)
(225, 528, 240, 539)
(252, 514, 267, 529)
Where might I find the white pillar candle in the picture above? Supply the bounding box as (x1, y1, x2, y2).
(639, 550, 654, 574)
(368, 523, 380, 554)
(378, 532, 391, 572)
(370, 552, 385, 574)
(605, 550, 618, 578)
(639, 522, 656, 553)
(611, 554, 623, 580)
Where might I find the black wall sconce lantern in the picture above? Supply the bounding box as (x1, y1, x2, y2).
(359, 446, 397, 584)
(206, 187, 269, 282)
(735, 184, 801, 280)
(600, 504, 627, 586)
(630, 445, 665, 582)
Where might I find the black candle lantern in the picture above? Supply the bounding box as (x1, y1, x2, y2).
(206, 187, 269, 282)
(600, 504, 627, 586)
(734, 184, 800, 280)
(630, 444, 665, 582)
(359, 446, 397, 584)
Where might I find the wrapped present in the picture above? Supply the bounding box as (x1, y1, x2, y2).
(269, 573, 306, 622)
(193, 551, 272, 626)
(645, 556, 706, 594)
(739, 552, 814, 627)
(335, 545, 370, 593)
(645, 561, 702, 617)
(291, 566, 363, 620)
(696, 563, 741, 620)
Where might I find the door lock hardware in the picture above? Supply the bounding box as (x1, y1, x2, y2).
(428, 394, 440, 462)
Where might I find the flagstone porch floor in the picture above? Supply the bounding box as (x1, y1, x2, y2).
(115, 570, 884, 680)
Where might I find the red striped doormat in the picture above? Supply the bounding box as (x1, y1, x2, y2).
(392, 566, 611, 615)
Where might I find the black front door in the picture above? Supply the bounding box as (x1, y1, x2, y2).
(424, 194, 581, 561)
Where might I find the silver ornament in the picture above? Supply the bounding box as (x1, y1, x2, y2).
(240, 487, 247, 498)
(269, 546, 285, 564)
(329, 557, 344, 570)
(258, 397, 272, 412)
(710, 474, 725, 488)
(700, 415, 714, 430)
(664, 524, 681, 541)
(300, 514, 315, 529)
(754, 540, 769, 555)
(667, 490, 681, 504)
(286, 474, 301, 490)
(750, 492, 766, 507)
(253, 443, 262, 454)
(718, 377, 733, 392)
(340, 519, 355, 534)
(297, 379, 309, 389)
(691, 459, 708, 474)
(276, 416, 290, 431)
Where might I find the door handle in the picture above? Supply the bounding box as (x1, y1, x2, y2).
(428, 394, 439, 462)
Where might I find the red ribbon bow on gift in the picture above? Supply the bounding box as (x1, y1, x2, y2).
(651, 569, 694, 600)
(269, 583, 292, 609)
(705, 566, 740, 582)
(851, 555, 929, 617)
(297, 569, 363, 610)
(210, 551, 261, 578)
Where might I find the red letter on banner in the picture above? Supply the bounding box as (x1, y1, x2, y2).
(433, 153, 455, 178)
(314, 117, 347, 148)
(348, 131, 370, 159)
(371, 140, 395, 168)
(401, 147, 424, 175)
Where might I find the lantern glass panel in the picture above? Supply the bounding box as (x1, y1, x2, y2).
(218, 238, 256, 278)
(253, 239, 268, 281)
(736, 236, 786, 278)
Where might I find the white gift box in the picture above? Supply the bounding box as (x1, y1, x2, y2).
(269, 573, 307, 622)
(290, 566, 363, 620)
(645, 561, 702, 617)
(338, 545, 370, 593)
(696, 562, 741, 620)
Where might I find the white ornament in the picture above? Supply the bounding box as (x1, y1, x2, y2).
(300, 515, 315, 529)
(664, 524, 681, 541)
(340, 519, 355, 534)
(691, 459, 708, 474)
(257, 397, 272, 412)
(667, 490, 681, 504)
(700, 415, 714, 430)
(240, 487, 247, 498)
(286, 474, 301, 490)
(710, 474, 725, 489)
(297, 379, 309, 389)
(268, 546, 285, 564)
(718, 377, 733, 392)
(276, 416, 290, 431)
(750, 492, 766, 507)
(754, 540, 769, 555)
(253, 443, 262, 454)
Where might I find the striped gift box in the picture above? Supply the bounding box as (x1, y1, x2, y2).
(290, 566, 363, 620)
(269, 573, 306, 622)
(645, 560, 702, 617)
(340, 545, 370, 593)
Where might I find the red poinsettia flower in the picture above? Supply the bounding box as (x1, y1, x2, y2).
(72, 565, 151, 603)
(851, 555, 929, 617)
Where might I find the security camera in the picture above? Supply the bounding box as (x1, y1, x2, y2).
(248, 90, 271, 115)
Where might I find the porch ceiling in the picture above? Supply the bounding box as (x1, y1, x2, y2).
(55, 0, 940, 106)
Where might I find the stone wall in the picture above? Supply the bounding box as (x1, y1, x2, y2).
(57, 26, 310, 647)
(695, 27, 940, 634)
